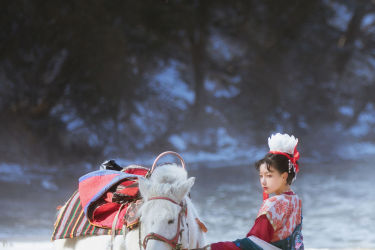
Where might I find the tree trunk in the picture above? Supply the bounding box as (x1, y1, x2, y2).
(188, 0, 208, 122)
(337, 2, 367, 73)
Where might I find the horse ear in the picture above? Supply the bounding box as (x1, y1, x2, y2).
(175, 177, 195, 201)
(138, 177, 150, 200)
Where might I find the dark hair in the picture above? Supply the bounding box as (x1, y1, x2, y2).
(255, 153, 297, 185)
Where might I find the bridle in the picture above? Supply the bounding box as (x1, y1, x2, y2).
(141, 196, 187, 250)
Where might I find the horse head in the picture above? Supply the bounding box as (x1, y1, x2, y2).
(138, 164, 195, 250)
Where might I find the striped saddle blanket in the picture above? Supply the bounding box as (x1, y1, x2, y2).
(52, 166, 149, 240)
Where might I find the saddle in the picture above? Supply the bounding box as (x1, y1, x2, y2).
(52, 163, 149, 240)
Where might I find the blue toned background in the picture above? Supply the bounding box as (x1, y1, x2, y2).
(1, 0, 375, 248)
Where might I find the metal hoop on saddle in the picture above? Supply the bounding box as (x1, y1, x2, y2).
(150, 151, 186, 174)
(141, 151, 187, 250)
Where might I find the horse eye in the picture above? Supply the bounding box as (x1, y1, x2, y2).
(168, 219, 174, 224)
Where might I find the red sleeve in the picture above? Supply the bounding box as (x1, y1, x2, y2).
(246, 214, 274, 242)
(210, 214, 274, 249)
(210, 241, 240, 250)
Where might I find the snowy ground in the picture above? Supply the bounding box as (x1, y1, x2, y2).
(0, 240, 53, 250)
(0, 158, 375, 249)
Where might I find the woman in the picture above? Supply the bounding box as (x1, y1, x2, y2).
(210, 133, 304, 250)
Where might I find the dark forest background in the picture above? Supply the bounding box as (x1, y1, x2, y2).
(1, 0, 375, 168)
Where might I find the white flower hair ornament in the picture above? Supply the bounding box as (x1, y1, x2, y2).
(268, 133, 300, 175)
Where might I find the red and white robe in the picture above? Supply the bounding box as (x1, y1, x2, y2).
(211, 191, 302, 250)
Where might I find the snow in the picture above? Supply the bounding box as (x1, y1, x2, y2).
(204, 79, 240, 98)
(152, 61, 195, 109)
(339, 106, 354, 117)
(168, 134, 187, 151)
(0, 164, 24, 183)
(348, 104, 375, 137)
(41, 179, 58, 191)
(210, 34, 233, 61)
(0, 163, 60, 191)
(0, 241, 53, 250)
(325, 0, 352, 32)
(361, 13, 375, 29)
(337, 142, 375, 159)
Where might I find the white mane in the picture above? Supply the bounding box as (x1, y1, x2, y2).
(139, 163, 193, 203)
(149, 163, 188, 184)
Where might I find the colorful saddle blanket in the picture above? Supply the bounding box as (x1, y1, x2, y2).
(52, 166, 149, 240)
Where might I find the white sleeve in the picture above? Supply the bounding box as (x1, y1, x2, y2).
(248, 236, 281, 250)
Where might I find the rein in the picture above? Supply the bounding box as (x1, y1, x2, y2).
(141, 196, 187, 250)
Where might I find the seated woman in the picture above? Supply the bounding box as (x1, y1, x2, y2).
(210, 133, 304, 250)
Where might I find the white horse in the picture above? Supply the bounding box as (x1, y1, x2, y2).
(54, 163, 207, 250)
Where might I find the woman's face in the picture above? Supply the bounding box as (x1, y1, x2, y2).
(259, 163, 288, 195)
